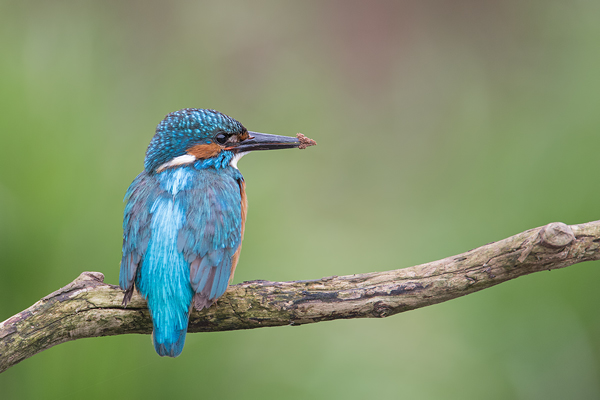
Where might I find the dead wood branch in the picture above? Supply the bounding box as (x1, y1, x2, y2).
(2, 221, 599, 373)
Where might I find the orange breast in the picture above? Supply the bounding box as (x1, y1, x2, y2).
(229, 179, 247, 283)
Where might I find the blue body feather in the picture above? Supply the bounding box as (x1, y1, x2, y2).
(120, 109, 246, 357)
(121, 165, 243, 357)
(120, 108, 309, 357)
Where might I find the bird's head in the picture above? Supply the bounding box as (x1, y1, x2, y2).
(144, 108, 314, 173)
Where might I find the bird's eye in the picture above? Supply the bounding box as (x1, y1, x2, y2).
(215, 133, 228, 144)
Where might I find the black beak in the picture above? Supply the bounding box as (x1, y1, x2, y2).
(226, 132, 309, 152)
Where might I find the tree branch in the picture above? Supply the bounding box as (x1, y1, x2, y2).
(2, 221, 600, 372)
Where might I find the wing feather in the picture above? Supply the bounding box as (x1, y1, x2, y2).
(178, 169, 245, 311)
(121, 168, 246, 311)
(120, 172, 160, 304)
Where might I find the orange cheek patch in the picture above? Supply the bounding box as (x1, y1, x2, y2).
(238, 130, 250, 141)
(187, 143, 222, 159)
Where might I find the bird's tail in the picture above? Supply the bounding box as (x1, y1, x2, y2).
(145, 278, 193, 357)
(152, 318, 188, 357)
(140, 261, 193, 357)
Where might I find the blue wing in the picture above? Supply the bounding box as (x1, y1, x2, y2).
(120, 171, 159, 304)
(177, 167, 245, 310)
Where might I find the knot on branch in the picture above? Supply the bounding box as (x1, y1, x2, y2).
(540, 222, 575, 248)
(75, 271, 105, 283)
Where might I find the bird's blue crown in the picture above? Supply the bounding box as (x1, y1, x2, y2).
(144, 108, 246, 173)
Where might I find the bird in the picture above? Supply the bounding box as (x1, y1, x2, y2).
(119, 108, 315, 357)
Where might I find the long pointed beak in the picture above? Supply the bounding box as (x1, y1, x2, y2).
(226, 132, 316, 152)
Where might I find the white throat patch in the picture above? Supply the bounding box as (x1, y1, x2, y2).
(230, 152, 248, 170)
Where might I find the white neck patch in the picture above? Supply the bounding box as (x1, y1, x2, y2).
(230, 152, 248, 170)
(156, 154, 196, 173)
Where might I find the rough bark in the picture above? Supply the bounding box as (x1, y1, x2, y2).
(2, 221, 599, 373)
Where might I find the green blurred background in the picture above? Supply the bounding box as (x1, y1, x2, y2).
(1, 0, 600, 398)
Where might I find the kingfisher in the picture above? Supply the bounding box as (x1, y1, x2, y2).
(120, 108, 315, 357)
